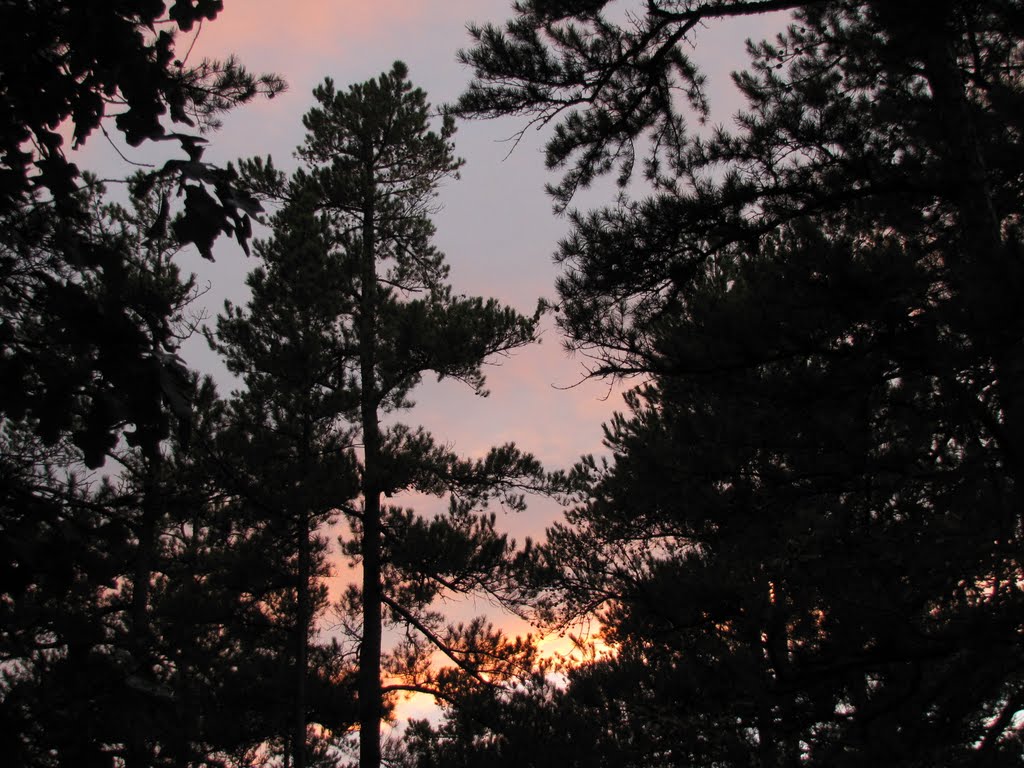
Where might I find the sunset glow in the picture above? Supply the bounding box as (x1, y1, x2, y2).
(9, 2, 1020, 765)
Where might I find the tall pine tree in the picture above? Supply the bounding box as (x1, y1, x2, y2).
(453, 1, 1024, 764)
(212, 189, 362, 768)
(226, 63, 544, 768)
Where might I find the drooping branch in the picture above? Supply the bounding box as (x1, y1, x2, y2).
(381, 593, 489, 686)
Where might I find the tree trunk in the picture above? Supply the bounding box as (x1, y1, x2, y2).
(132, 450, 161, 652)
(294, 505, 310, 768)
(358, 176, 383, 768)
(126, 448, 161, 768)
(359, 456, 383, 768)
(913, 14, 1024, 528)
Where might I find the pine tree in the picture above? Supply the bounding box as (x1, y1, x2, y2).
(455, 1, 1024, 764)
(211, 189, 362, 768)
(227, 62, 544, 768)
(134, 375, 359, 766)
(0, 181, 328, 768)
(0, 178, 208, 767)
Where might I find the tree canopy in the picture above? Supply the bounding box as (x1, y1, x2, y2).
(221, 62, 545, 768)
(417, 1, 1024, 764)
(1, 4, 293, 766)
(6, 1, 1024, 766)
(0, 1, 284, 467)
(0, 0, 284, 236)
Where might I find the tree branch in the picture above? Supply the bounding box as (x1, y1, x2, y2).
(380, 593, 489, 686)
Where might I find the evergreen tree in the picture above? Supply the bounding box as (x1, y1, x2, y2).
(0, 419, 131, 768)
(144, 375, 358, 766)
(398, 661, 614, 768)
(211, 189, 363, 768)
(0, 179, 203, 767)
(455, 1, 1024, 764)
(1, 10, 286, 751)
(0, 184, 308, 768)
(227, 63, 544, 768)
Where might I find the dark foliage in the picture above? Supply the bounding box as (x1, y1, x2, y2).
(0, 0, 284, 249)
(219, 63, 545, 768)
(442, 1, 1024, 765)
(1, 4, 293, 765)
(0, 1, 283, 465)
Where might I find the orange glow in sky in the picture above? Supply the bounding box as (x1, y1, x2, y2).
(69, 0, 790, 729)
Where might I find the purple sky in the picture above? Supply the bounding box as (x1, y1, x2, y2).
(76, 1, 790, 481)
(74, 0, 791, 722)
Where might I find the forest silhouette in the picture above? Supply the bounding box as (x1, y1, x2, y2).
(1, 2, 1023, 767)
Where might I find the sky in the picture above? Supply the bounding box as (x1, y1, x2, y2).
(76, 0, 790, 723)
(75, 0, 790, 480)
(159, 0, 785, 491)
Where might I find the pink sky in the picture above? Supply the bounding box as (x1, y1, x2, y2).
(163, 0, 786, 459)
(76, 0, 791, 725)
(190, 0, 787, 723)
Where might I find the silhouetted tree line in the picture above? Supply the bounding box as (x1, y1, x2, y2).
(1, 3, 542, 766)
(2, 1, 1023, 767)
(403, 1, 1024, 766)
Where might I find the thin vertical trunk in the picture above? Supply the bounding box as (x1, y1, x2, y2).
(754, 578, 782, 768)
(171, 507, 200, 764)
(294, 505, 310, 768)
(126, 448, 161, 768)
(358, 167, 383, 768)
(132, 450, 161, 648)
(914, 17, 1024, 526)
(294, 391, 316, 768)
(359, 437, 383, 768)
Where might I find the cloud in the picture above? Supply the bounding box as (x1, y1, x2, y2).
(195, 1, 432, 54)
(189, 1, 497, 75)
